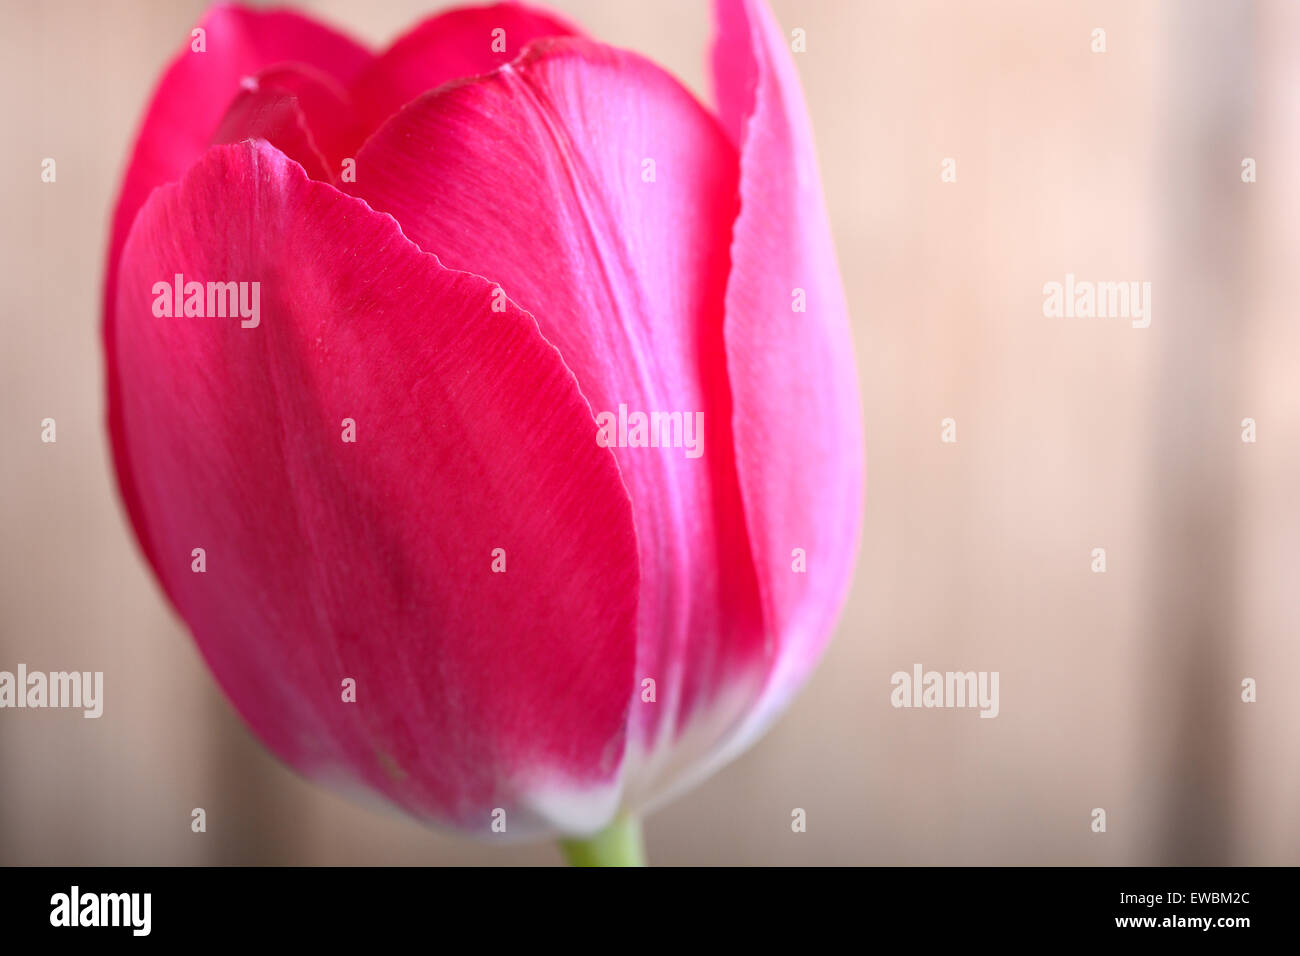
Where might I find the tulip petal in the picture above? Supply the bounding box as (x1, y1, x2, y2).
(211, 65, 363, 184)
(106, 4, 371, 583)
(348, 2, 581, 139)
(708, 0, 865, 759)
(112, 141, 640, 834)
(346, 38, 768, 799)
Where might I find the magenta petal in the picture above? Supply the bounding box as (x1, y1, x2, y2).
(211, 74, 332, 183)
(211, 65, 362, 183)
(709, 0, 865, 751)
(346, 37, 768, 795)
(111, 141, 639, 834)
(348, 1, 582, 140)
(106, 4, 371, 582)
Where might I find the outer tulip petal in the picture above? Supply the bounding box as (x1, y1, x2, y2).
(348, 2, 581, 140)
(708, 0, 865, 760)
(106, 4, 371, 583)
(346, 38, 768, 800)
(112, 141, 640, 835)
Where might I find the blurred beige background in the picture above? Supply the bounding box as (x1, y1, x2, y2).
(2, 0, 1297, 865)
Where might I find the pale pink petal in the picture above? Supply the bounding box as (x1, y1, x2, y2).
(706, 0, 865, 760)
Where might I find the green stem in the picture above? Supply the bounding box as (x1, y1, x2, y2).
(559, 813, 646, 866)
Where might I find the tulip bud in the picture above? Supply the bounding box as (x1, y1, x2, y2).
(104, 0, 862, 862)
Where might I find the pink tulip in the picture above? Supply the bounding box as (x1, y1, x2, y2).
(105, 0, 862, 859)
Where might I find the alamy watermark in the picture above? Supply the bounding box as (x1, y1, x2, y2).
(595, 404, 704, 459)
(890, 663, 999, 718)
(50, 886, 150, 936)
(152, 273, 260, 328)
(1042, 273, 1151, 328)
(0, 664, 103, 718)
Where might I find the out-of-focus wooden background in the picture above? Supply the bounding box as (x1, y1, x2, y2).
(1, 0, 1296, 864)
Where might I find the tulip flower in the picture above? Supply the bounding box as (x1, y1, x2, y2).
(105, 0, 863, 865)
